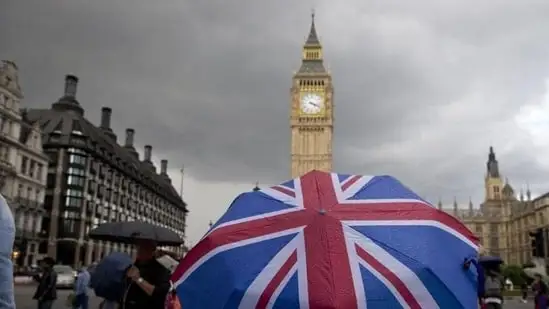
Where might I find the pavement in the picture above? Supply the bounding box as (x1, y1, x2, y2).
(15, 285, 102, 309)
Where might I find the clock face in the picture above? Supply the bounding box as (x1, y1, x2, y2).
(300, 93, 324, 115)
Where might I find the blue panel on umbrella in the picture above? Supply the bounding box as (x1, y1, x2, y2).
(337, 174, 353, 183)
(280, 180, 295, 189)
(349, 225, 477, 307)
(272, 272, 300, 309)
(214, 192, 295, 227)
(359, 265, 400, 308)
(348, 176, 424, 201)
(178, 233, 297, 309)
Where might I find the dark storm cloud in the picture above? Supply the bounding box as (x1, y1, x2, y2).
(3, 0, 549, 203)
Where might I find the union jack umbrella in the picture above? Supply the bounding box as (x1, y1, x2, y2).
(171, 171, 479, 309)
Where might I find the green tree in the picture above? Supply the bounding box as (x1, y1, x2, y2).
(502, 264, 527, 286)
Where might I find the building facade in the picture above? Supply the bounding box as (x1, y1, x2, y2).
(440, 146, 549, 266)
(25, 74, 188, 266)
(290, 14, 334, 178)
(0, 60, 49, 267)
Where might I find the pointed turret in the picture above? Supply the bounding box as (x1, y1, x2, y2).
(437, 198, 442, 210)
(305, 11, 320, 46)
(486, 146, 500, 178)
(469, 197, 474, 215)
(484, 146, 504, 201)
(453, 197, 458, 216)
(297, 11, 326, 74)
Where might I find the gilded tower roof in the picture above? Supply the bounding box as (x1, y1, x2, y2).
(297, 12, 327, 74)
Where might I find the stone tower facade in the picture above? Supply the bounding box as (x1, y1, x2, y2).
(290, 14, 334, 178)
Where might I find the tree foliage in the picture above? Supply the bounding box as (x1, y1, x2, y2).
(502, 264, 528, 286)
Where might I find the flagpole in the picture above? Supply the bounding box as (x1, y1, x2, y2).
(179, 165, 184, 197)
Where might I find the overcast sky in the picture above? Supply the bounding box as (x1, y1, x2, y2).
(4, 0, 549, 244)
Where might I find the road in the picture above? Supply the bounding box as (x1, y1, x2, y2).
(15, 285, 102, 309)
(14, 284, 535, 308)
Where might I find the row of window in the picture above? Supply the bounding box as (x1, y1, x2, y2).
(54, 150, 185, 237)
(0, 93, 19, 111)
(0, 116, 15, 138)
(20, 156, 44, 180)
(15, 211, 42, 234)
(17, 184, 42, 202)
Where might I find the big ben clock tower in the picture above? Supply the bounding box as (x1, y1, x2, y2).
(290, 13, 333, 178)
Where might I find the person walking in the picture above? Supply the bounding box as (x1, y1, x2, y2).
(483, 268, 504, 309)
(521, 282, 529, 303)
(0, 194, 15, 309)
(32, 257, 58, 309)
(122, 240, 171, 309)
(73, 266, 91, 309)
(532, 274, 548, 309)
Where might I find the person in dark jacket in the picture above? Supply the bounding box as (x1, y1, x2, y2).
(533, 274, 548, 309)
(32, 257, 57, 309)
(121, 240, 171, 309)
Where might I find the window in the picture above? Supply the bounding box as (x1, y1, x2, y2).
(67, 174, 85, 187)
(62, 219, 78, 234)
(20, 156, 28, 174)
(35, 188, 41, 202)
(26, 214, 34, 231)
(17, 184, 23, 197)
(34, 215, 42, 233)
(65, 188, 84, 207)
(36, 163, 43, 180)
(17, 212, 25, 229)
(69, 153, 87, 165)
(29, 160, 35, 177)
(67, 167, 85, 176)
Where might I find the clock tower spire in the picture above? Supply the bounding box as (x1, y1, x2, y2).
(290, 13, 333, 178)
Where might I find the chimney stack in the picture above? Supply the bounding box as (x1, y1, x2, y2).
(100, 107, 112, 129)
(160, 159, 168, 175)
(144, 145, 152, 162)
(64, 74, 79, 97)
(124, 128, 135, 147)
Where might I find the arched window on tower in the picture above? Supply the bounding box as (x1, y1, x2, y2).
(493, 185, 500, 199)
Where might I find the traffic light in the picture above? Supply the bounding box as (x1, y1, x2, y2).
(529, 228, 545, 258)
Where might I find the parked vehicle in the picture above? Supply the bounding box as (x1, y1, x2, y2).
(53, 265, 76, 288)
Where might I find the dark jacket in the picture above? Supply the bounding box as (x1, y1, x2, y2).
(32, 269, 57, 301)
(121, 259, 171, 309)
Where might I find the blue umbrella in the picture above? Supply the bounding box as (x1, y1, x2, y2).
(171, 171, 480, 308)
(90, 252, 133, 301)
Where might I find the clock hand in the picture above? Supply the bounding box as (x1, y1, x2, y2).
(308, 101, 319, 107)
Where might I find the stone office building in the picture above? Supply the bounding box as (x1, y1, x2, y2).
(0, 60, 49, 266)
(25, 74, 188, 266)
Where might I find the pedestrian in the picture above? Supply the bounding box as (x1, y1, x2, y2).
(521, 281, 529, 303)
(483, 268, 504, 309)
(0, 194, 15, 309)
(73, 266, 91, 309)
(532, 274, 548, 309)
(121, 240, 171, 309)
(32, 257, 57, 309)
